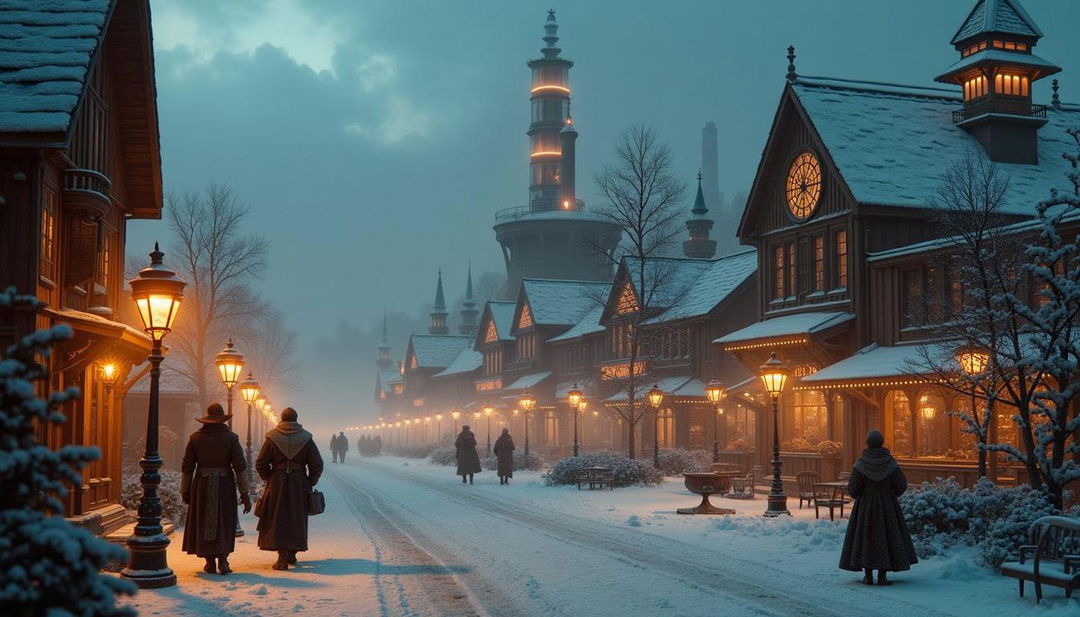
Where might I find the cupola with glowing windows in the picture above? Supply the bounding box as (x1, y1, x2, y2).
(935, 0, 1060, 164)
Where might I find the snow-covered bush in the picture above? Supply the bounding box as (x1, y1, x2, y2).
(121, 469, 187, 527)
(429, 447, 457, 466)
(481, 451, 545, 472)
(544, 451, 663, 487)
(899, 477, 1065, 567)
(0, 288, 135, 616)
(655, 448, 711, 475)
(386, 443, 439, 458)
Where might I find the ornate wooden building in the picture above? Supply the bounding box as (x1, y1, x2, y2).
(0, 0, 162, 533)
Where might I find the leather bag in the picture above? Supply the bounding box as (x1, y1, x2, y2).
(307, 488, 325, 516)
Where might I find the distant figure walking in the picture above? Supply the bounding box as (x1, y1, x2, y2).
(180, 403, 251, 575)
(337, 431, 349, 463)
(256, 407, 324, 570)
(839, 430, 918, 585)
(455, 425, 482, 484)
(493, 428, 515, 485)
(330, 433, 340, 463)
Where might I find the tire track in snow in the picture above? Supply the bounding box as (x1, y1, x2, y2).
(328, 468, 530, 617)
(367, 461, 951, 617)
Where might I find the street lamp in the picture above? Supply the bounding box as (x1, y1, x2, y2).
(647, 384, 664, 467)
(956, 344, 995, 479)
(239, 373, 260, 471)
(706, 379, 727, 463)
(123, 243, 185, 588)
(483, 404, 494, 453)
(451, 410, 461, 435)
(435, 413, 443, 442)
(518, 393, 536, 456)
(567, 384, 583, 457)
(759, 352, 790, 517)
(215, 339, 245, 429)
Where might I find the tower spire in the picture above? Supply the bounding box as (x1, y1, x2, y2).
(459, 264, 479, 336)
(429, 270, 448, 335)
(683, 171, 716, 259)
(377, 311, 392, 369)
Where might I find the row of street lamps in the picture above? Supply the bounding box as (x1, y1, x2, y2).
(121, 245, 279, 588)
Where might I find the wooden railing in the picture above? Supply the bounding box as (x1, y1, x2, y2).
(953, 100, 1047, 123)
(495, 199, 587, 222)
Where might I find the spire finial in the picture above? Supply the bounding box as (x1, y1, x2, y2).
(150, 241, 163, 264)
(547, 8, 556, 21)
(1052, 79, 1061, 109)
(786, 45, 797, 83)
(466, 263, 474, 300)
(697, 168, 703, 183)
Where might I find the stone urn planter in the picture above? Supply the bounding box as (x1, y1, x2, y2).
(677, 472, 736, 515)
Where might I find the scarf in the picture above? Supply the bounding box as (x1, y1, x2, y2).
(267, 421, 313, 460)
(853, 446, 899, 482)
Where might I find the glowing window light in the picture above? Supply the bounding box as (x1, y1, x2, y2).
(530, 151, 561, 158)
(562, 200, 571, 209)
(530, 85, 570, 94)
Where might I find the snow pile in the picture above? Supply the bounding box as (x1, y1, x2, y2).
(0, 288, 135, 616)
(655, 448, 712, 475)
(385, 442, 439, 459)
(711, 516, 845, 554)
(899, 477, 1073, 567)
(544, 451, 663, 487)
(482, 451, 544, 472)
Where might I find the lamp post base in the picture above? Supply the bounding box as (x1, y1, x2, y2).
(763, 493, 790, 517)
(122, 533, 176, 589)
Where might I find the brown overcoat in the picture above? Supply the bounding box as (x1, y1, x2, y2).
(255, 422, 324, 552)
(493, 433, 515, 478)
(180, 423, 249, 557)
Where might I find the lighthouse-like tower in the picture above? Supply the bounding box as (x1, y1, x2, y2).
(493, 10, 622, 298)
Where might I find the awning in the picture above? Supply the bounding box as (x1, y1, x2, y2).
(605, 376, 694, 403)
(797, 343, 946, 389)
(556, 379, 594, 399)
(714, 311, 854, 350)
(46, 307, 152, 359)
(502, 371, 553, 392)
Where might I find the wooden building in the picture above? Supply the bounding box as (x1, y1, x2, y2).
(0, 0, 162, 533)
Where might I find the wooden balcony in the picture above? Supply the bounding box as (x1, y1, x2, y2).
(63, 168, 113, 217)
(952, 100, 1047, 123)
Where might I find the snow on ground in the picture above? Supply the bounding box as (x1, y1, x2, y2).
(123, 455, 1078, 617)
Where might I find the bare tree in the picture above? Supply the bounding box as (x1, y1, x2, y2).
(593, 125, 686, 458)
(165, 184, 268, 408)
(239, 307, 301, 395)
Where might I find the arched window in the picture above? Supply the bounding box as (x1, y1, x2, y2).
(887, 390, 912, 457)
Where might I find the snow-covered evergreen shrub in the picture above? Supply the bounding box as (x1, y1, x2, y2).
(386, 443, 439, 458)
(120, 469, 187, 527)
(429, 447, 457, 466)
(655, 448, 711, 475)
(481, 451, 545, 472)
(900, 477, 1065, 567)
(544, 451, 663, 487)
(0, 288, 135, 616)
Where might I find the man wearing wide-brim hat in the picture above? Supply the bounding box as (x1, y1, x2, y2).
(181, 403, 251, 574)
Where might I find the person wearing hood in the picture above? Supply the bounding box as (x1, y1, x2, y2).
(337, 431, 349, 462)
(839, 430, 918, 585)
(493, 428, 515, 485)
(180, 403, 251, 575)
(255, 407, 324, 570)
(454, 425, 482, 484)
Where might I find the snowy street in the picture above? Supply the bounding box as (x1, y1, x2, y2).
(125, 456, 1078, 617)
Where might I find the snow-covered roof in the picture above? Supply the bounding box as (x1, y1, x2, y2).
(520, 279, 608, 327)
(548, 305, 605, 343)
(503, 371, 552, 392)
(621, 257, 713, 310)
(486, 301, 517, 342)
(792, 77, 1080, 215)
(375, 368, 402, 393)
(0, 0, 111, 134)
(555, 379, 594, 399)
(407, 335, 471, 369)
(799, 343, 949, 385)
(127, 367, 196, 396)
(714, 311, 855, 346)
(937, 48, 1058, 79)
(433, 344, 482, 378)
(951, 0, 1041, 45)
(646, 250, 757, 324)
(604, 376, 695, 403)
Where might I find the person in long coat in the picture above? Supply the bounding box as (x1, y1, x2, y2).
(181, 403, 251, 575)
(839, 430, 918, 585)
(255, 407, 324, 570)
(493, 428, 515, 485)
(455, 425, 482, 484)
(337, 431, 349, 462)
(329, 433, 340, 463)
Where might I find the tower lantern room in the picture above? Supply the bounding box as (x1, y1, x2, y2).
(935, 0, 1060, 164)
(527, 10, 576, 212)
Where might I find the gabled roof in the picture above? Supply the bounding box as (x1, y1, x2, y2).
(645, 250, 757, 324)
(517, 279, 608, 328)
(715, 311, 855, 347)
(951, 0, 1042, 46)
(433, 343, 482, 378)
(0, 0, 112, 135)
(547, 304, 605, 342)
(481, 301, 517, 343)
(375, 368, 402, 394)
(406, 334, 471, 369)
(791, 77, 1079, 215)
(798, 342, 950, 386)
(606, 257, 713, 322)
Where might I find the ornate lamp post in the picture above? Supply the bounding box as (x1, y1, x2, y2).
(451, 410, 461, 435)
(567, 384, 583, 457)
(215, 339, 246, 536)
(759, 352, 791, 517)
(483, 404, 494, 453)
(255, 393, 269, 445)
(435, 413, 443, 442)
(647, 384, 664, 467)
(518, 393, 535, 456)
(706, 379, 727, 463)
(123, 244, 185, 588)
(239, 373, 260, 470)
(956, 344, 994, 479)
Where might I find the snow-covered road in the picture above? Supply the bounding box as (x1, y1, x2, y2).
(125, 456, 1078, 617)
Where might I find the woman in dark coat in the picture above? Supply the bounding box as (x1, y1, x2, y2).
(455, 425, 482, 484)
(493, 428, 515, 485)
(181, 403, 251, 575)
(255, 407, 324, 570)
(839, 430, 918, 585)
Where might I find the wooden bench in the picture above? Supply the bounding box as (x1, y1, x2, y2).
(576, 466, 614, 490)
(1000, 515, 1080, 603)
(728, 469, 756, 499)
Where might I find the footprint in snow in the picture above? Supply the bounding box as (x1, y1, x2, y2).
(627, 515, 642, 527)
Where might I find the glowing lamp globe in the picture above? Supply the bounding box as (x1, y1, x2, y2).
(705, 379, 726, 404)
(758, 352, 789, 397)
(215, 339, 245, 388)
(100, 362, 118, 385)
(956, 346, 990, 376)
(518, 393, 536, 412)
(239, 372, 260, 405)
(128, 243, 185, 342)
(647, 384, 664, 408)
(451, 410, 461, 421)
(567, 384, 583, 408)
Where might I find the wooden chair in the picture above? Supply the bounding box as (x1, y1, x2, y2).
(795, 471, 820, 509)
(813, 484, 846, 521)
(729, 468, 756, 499)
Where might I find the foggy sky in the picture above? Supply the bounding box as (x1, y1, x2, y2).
(128, 0, 1080, 432)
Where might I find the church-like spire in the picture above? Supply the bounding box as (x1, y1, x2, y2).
(459, 264, 479, 336)
(683, 171, 716, 259)
(377, 312, 392, 369)
(542, 9, 561, 59)
(430, 270, 449, 335)
(691, 170, 708, 216)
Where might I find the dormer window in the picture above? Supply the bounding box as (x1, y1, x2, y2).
(995, 73, 1029, 96)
